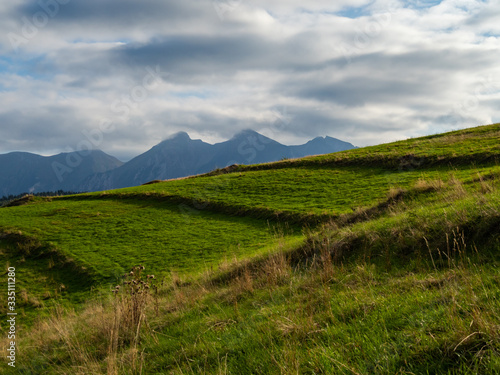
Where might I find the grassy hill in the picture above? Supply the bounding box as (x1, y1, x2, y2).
(1, 124, 499, 374)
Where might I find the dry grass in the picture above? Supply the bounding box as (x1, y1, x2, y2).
(7, 229, 500, 374)
(414, 178, 445, 192)
(316, 239, 335, 283)
(387, 187, 407, 201)
(448, 174, 468, 199)
(232, 265, 254, 295)
(476, 172, 496, 194)
(14, 265, 160, 375)
(262, 250, 291, 287)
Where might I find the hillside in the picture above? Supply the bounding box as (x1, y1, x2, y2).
(0, 124, 499, 374)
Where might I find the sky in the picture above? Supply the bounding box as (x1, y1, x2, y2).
(0, 0, 499, 161)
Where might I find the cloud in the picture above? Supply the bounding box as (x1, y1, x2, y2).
(0, 0, 499, 160)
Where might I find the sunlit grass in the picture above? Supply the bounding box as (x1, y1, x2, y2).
(0, 199, 300, 282)
(1, 123, 500, 374)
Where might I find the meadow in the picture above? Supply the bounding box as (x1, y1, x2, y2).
(0, 123, 499, 374)
(0, 198, 302, 283)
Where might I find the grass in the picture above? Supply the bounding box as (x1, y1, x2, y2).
(0, 198, 301, 283)
(140, 265, 499, 374)
(84, 165, 500, 219)
(255, 123, 500, 169)
(0, 123, 500, 374)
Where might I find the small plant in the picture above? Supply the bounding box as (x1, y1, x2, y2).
(106, 266, 158, 374)
(112, 265, 157, 345)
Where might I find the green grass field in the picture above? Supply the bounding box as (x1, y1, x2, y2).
(108, 164, 498, 216)
(1, 123, 499, 374)
(0, 198, 298, 280)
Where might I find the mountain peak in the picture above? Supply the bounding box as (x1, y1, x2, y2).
(311, 136, 326, 141)
(167, 131, 191, 141)
(308, 135, 348, 143)
(231, 129, 261, 140)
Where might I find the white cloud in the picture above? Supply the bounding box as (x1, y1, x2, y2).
(0, 0, 498, 159)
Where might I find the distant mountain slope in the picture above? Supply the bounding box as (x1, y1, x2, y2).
(290, 136, 356, 158)
(80, 130, 356, 191)
(80, 132, 217, 191)
(0, 131, 355, 195)
(0, 150, 124, 196)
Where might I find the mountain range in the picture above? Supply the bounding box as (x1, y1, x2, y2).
(0, 130, 355, 196)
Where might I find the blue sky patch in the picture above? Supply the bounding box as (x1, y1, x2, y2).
(336, 4, 372, 19)
(404, 0, 443, 9)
